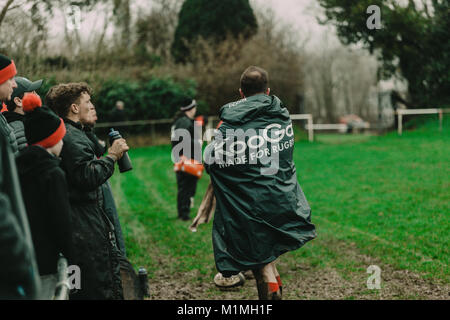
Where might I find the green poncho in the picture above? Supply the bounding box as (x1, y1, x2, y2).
(204, 94, 316, 274)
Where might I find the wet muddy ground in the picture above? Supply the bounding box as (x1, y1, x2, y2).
(147, 238, 449, 300)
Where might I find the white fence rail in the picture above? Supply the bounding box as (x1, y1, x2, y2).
(94, 108, 448, 143)
(306, 124, 347, 131)
(207, 114, 314, 142)
(96, 113, 316, 142)
(290, 114, 314, 142)
(396, 108, 448, 135)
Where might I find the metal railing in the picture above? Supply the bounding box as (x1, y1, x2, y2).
(52, 255, 70, 300)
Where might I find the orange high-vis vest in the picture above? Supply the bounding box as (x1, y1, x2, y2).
(174, 155, 204, 179)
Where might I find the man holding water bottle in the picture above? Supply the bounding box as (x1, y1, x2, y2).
(46, 82, 129, 300)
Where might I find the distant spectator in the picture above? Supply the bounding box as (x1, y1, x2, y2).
(3, 76, 43, 151)
(110, 100, 127, 123)
(171, 97, 203, 221)
(15, 93, 73, 299)
(0, 54, 19, 154)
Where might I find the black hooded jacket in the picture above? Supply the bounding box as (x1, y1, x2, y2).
(0, 133, 39, 299)
(16, 146, 73, 276)
(59, 119, 123, 300)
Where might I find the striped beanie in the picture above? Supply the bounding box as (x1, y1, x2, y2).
(22, 93, 66, 148)
(180, 98, 197, 111)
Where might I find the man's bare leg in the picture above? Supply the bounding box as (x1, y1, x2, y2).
(271, 260, 282, 298)
(252, 262, 281, 300)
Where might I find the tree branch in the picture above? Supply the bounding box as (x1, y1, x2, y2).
(0, 0, 15, 28)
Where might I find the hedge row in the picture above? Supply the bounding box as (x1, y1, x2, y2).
(36, 76, 203, 122)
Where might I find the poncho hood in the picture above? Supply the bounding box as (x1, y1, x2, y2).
(219, 94, 290, 126)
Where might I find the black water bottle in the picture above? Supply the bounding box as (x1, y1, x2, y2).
(108, 128, 132, 173)
(138, 267, 150, 298)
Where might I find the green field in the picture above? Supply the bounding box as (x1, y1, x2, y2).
(110, 120, 449, 299)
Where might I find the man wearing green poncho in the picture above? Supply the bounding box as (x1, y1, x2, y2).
(204, 66, 316, 300)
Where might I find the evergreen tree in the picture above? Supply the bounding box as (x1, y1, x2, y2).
(172, 0, 258, 62)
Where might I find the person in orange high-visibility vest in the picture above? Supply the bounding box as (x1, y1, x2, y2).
(171, 97, 203, 221)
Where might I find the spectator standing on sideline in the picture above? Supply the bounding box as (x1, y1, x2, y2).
(15, 93, 73, 299)
(204, 66, 316, 300)
(110, 100, 126, 123)
(0, 54, 40, 299)
(46, 83, 129, 300)
(171, 97, 203, 221)
(0, 54, 19, 154)
(3, 76, 43, 151)
(110, 100, 128, 135)
(81, 107, 127, 257)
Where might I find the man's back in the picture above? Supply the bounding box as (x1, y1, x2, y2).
(205, 94, 316, 274)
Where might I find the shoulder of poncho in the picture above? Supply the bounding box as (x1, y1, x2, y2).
(219, 95, 289, 125)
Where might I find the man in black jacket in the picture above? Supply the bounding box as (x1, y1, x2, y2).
(0, 54, 40, 299)
(16, 93, 72, 299)
(46, 82, 129, 300)
(81, 107, 127, 257)
(0, 132, 40, 299)
(0, 54, 19, 154)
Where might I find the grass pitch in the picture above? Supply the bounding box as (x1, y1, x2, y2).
(110, 119, 449, 299)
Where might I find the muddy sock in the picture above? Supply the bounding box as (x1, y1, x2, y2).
(268, 282, 282, 300)
(268, 282, 279, 293)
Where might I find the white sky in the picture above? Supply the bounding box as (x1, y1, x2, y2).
(47, 0, 337, 51)
(252, 0, 334, 41)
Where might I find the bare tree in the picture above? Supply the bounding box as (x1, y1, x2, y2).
(0, 0, 16, 28)
(305, 38, 378, 123)
(135, 0, 182, 61)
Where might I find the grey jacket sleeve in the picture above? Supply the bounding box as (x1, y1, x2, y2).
(9, 121, 27, 151)
(0, 114, 19, 155)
